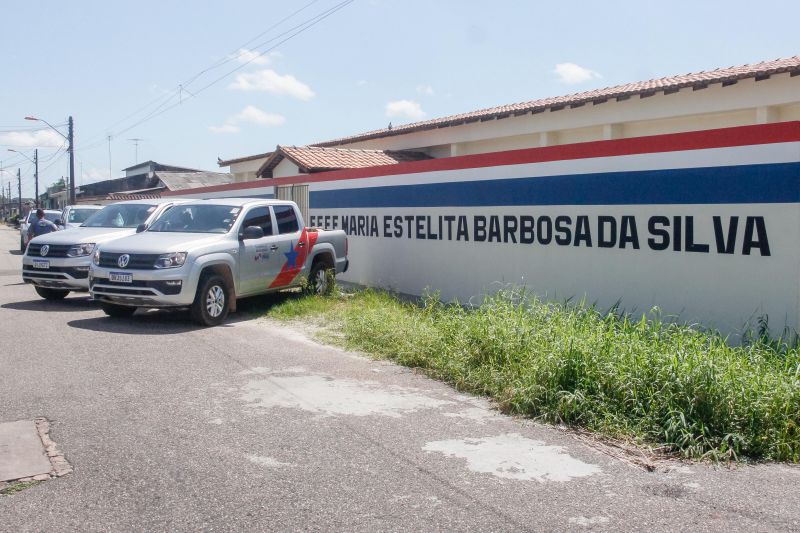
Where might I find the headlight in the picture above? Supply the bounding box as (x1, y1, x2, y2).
(92, 249, 101, 265)
(67, 243, 96, 257)
(154, 252, 187, 269)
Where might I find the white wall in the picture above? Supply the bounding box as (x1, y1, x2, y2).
(228, 157, 268, 182)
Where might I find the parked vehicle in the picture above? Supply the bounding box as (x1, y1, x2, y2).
(19, 209, 62, 251)
(22, 199, 186, 300)
(89, 199, 349, 326)
(60, 204, 103, 229)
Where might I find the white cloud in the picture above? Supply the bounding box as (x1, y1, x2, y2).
(0, 130, 64, 148)
(230, 48, 269, 66)
(385, 100, 426, 121)
(416, 84, 435, 96)
(228, 69, 315, 101)
(232, 105, 286, 126)
(553, 63, 602, 84)
(83, 166, 111, 184)
(356, 79, 367, 86)
(209, 105, 285, 134)
(208, 124, 241, 134)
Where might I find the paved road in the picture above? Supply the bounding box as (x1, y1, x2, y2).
(1, 225, 798, 532)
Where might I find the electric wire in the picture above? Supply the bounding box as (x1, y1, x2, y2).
(100, 0, 354, 143)
(76, 0, 325, 150)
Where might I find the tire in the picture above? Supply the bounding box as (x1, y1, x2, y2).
(306, 260, 334, 296)
(191, 274, 229, 327)
(101, 303, 137, 317)
(34, 286, 69, 300)
(20, 236, 25, 252)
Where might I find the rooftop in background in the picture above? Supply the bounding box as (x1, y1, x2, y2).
(154, 171, 234, 191)
(217, 152, 273, 167)
(123, 160, 202, 174)
(259, 145, 432, 178)
(315, 55, 800, 147)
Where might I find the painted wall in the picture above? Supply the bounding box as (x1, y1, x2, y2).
(172, 122, 800, 338)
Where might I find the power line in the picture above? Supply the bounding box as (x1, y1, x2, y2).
(98, 0, 354, 142)
(76, 0, 325, 150)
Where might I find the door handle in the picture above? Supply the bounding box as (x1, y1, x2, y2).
(270, 245, 279, 251)
(297, 241, 305, 247)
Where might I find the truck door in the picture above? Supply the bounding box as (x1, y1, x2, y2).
(268, 204, 305, 289)
(237, 206, 283, 295)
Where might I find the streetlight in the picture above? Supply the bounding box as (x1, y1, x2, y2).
(7, 148, 38, 207)
(25, 115, 74, 205)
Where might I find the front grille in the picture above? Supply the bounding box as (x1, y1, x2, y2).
(27, 243, 71, 258)
(22, 266, 89, 279)
(91, 277, 182, 295)
(98, 252, 160, 270)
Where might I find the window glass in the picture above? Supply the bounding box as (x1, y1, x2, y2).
(240, 206, 272, 236)
(83, 204, 157, 228)
(273, 205, 299, 234)
(147, 204, 240, 233)
(27, 211, 60, 223)
(68, 208, 100, 223)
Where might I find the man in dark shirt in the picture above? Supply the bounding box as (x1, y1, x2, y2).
(27, 209, 59, 242)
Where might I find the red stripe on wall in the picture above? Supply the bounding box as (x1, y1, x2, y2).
(166, 121, 800, 196)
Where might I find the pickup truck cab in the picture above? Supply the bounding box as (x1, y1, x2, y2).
(60, 204, 103, 229)
(22, 199, 185, 300)
(89, 198, 348, 326)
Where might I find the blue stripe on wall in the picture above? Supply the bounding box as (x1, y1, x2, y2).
(309, 162, 800, 208)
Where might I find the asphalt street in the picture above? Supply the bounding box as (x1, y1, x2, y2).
(1, 225, 799, 532)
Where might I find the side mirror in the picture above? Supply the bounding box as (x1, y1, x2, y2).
(241, 225, 264, 240)
(135, 224, 147, 233)
(55, 219, 63, 226)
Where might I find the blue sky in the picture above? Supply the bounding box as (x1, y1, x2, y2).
(1, 0, 798, 198)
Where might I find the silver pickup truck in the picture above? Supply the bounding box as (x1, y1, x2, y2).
(23, 199, 185, 300)
(89, 198, 349, 326)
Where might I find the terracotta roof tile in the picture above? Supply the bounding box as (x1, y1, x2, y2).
(316, 55, 800, 147)
(258, 145, 431, 177)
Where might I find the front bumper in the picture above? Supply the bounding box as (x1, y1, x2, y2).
(89, 265, 196, 308)
(22, 256, 92, 291)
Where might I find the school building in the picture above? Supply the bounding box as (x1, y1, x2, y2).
(177, 55, 800, 337)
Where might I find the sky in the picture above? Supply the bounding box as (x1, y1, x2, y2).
(1, 0, 798, 199)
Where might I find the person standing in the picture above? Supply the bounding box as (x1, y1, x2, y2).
(27, 208, 59, 243)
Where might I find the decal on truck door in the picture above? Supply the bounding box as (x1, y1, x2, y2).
(269, 228, 319, 288)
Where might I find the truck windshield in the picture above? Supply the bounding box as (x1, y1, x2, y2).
(27, 211, 60, 223)
(147, 205, 241, 234)
(68, 208, 101, 223)
(82, 204, 157, 228)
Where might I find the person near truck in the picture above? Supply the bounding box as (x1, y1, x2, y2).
(27, 208, 59, 241)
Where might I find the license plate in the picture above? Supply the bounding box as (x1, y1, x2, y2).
(32, 260, 50, 269)
(109, 272, 133, 283)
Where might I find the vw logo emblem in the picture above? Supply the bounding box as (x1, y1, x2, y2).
(40, 245, 49, 257)
(117, 254, 130, 268)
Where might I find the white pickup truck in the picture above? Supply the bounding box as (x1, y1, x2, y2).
(89, 198, 349, 326)
(23, 199, 185, 300)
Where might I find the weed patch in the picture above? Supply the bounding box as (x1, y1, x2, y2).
(265, 288, 800, 462)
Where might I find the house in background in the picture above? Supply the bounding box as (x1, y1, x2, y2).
(69, 161, 233, 204)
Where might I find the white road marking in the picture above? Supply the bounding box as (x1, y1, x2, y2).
(423, 433, 601, 482)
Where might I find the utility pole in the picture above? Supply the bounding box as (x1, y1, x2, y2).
(34, 149, 39, 208)
(17, 168, 22, 216)
(68, 116, 75, 205)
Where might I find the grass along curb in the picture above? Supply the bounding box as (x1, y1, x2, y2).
(265, 288, 800, 462)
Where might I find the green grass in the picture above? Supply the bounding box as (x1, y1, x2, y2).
(265, 288, 800, 462)
(0, 481, 41, 496)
